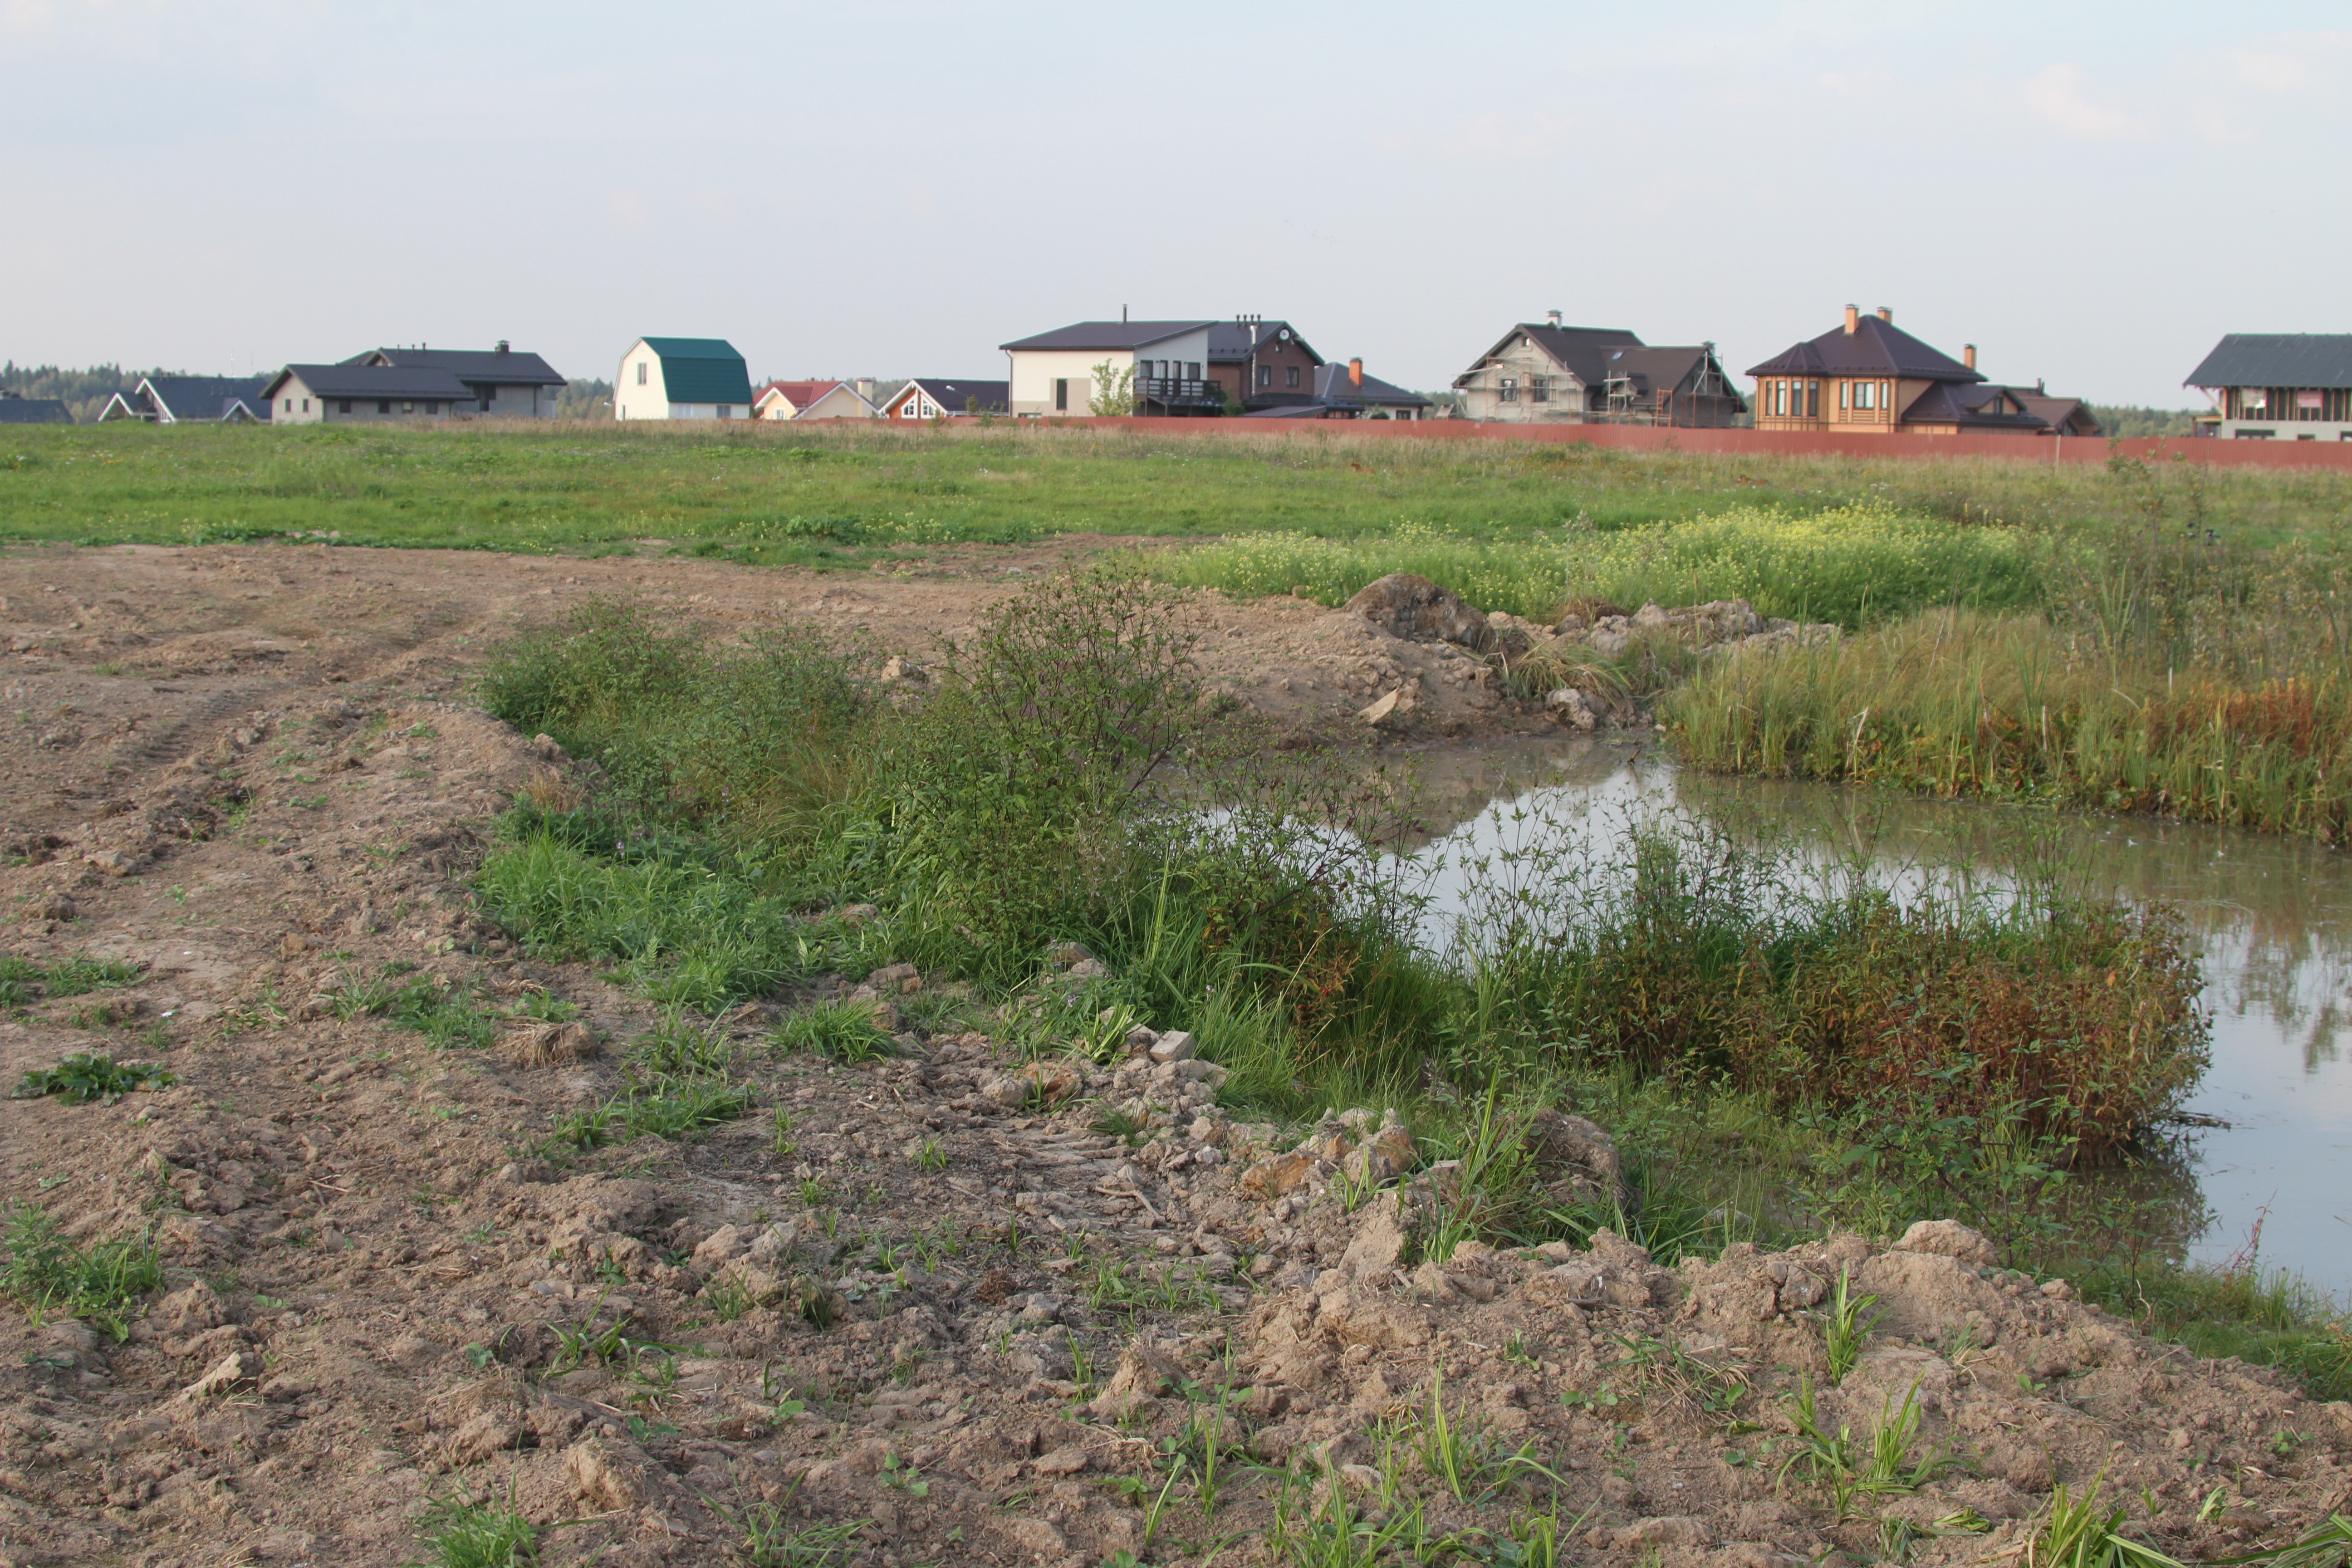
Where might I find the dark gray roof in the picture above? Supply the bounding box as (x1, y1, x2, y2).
(266, 364, 475, 400)
(2184, 334, 2352, 390)
(1898, 380, 2048, 432)
(347, 346, 566, 387)
(1000, 320, 1213, 352)
(1205, 320, 1322, 364)
(896, 378, 1007, 414)
(1455, 323, 1646, 390)
(0, 397, 71, 425)
(143, 375, 272, 421)
(1748, 315, 1980, 382)
(1310, 364, 1431, 409)
(2015, 390, 2099, 435)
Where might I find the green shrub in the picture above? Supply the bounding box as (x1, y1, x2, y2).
(11, 1054, 175, 1104)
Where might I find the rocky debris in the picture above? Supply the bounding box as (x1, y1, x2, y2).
(1546, 685, 1602, 730)
(1547, 596, 1840, 658)
(1343, 573, 1495, 652)
(1357, 685, 1418, 726)
(181, 1348, 264, 1401)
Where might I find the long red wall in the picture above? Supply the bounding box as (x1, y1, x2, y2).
(958, 414, 2352, 472)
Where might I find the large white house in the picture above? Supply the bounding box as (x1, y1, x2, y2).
(999, 319, 1218, 416)
(616, 338, 755, 421)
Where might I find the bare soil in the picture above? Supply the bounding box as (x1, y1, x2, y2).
(0, 542, 2345, 1568)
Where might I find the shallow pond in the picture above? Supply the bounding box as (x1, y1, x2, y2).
(1395, 735, 2352, 1299)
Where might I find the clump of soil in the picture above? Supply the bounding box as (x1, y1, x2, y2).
(0, 543, 2345, 1567)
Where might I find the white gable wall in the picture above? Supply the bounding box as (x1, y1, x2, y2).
(615, 341, 669, 421)
(1008, 347, 1138, 416)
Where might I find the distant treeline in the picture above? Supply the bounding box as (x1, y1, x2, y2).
(0, 363, 615, 424)
(2090, 405, 2202, 438)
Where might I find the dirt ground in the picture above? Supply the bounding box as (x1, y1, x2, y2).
(0, 541, 2347, 1568)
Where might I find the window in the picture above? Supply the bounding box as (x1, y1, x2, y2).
(1285, 366, 1301, 389)
(1256, 365, 1271, 389)
(717, 405, 730, 419)
(1530, 376, 1550, 404)
(1054, 377, 1068, 412)
(1806, 381, 1819, 418)
(1499, 377, 1519, 403)
(1839, 381, 1849, 411)
(2234, 429, 2274, 439)
(1187, 362, 1200, 380)
(636, 362, 647, 386)
(378, 401, 392, 415)
(284, 397, 293, 412)
(481, 397, 492, 412)
(301, 398, 309, 413)
(1773, 381, 1786, 417)
(402, 402, 414, 414)
(1880, 381, 1891, 414)
(338, 400, 352, 415)
(1855, 380, 1874, 411)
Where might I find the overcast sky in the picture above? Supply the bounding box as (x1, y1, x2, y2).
(4, 2, 2343, 406)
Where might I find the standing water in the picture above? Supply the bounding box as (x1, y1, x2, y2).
(1396, 736, 2352, 1298)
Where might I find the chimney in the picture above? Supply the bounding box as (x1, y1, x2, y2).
(856, 377, 874, 401)
(1844, 304, 1859, 335)
(1963, 344, 1977, 371)
(1876, 306, 1892, 322)
(1348, 358, 1364, 388)
(2037, 377, 2046, 394)
(1546, 309, 1562, 328)
(1122, 304, 1128, 323)
(495, 339, 510, 355)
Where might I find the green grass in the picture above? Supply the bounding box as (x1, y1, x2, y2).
(6, 420, 2347, 564)
(1, 1202, 163, 1339)
(0, 953, 146, 1007)
(1151, 502, 2050, 627)
(770, 998, 897, 1062)
(414, 1487, 539, 1568)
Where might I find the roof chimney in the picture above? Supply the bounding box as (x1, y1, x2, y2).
(1122, 304, 1128, 323)
(1349, 358, 1364, 388)
(1844, 304, 1859, 336)
(1546, 309, 1562, 328)
(1963, 343, 1977, 371)
(495, 339, 510, 355)
(1876, 306, 1892, 323)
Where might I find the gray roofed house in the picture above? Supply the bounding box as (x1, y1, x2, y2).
(97, 375, 272, 423)
(0, 393, 72, 425)
(880, 378, 1007, 419)
(2185, 334, 2352, 441)
(1206, 319, 1325, 411)
(1454, 315, 1743, 426)
(616, 338, 756, 421)
(1242, 359, 1432, 420)
(1000, 318, 1221, 416)
(346, 342, 568, 417)
(261, 364, 476, 425)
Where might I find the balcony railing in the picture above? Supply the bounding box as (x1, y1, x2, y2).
(1136, 377, 1222, 405)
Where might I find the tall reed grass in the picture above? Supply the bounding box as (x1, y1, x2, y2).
(1671, 608, 2352, 840)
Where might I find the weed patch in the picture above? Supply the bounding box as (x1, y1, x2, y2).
(11, 1053, 175, 1104)
(1, 1203, 163, 1338)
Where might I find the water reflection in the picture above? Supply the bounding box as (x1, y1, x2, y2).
(1388, 739, 2352, 1296)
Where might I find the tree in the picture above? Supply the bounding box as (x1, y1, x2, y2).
(1088, 360, 1135, 416)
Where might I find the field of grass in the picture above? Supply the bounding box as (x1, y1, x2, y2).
(5, 419, 2349, 566)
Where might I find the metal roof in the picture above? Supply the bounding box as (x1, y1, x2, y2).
(891, 378, 1007, 413)
(266, 364, 475, 400)
(0, 397, 71, 425)
(2184, 334, 2352, 390)
(1453, 323, 1646, 390)
(1309, 364, 1431, 409)
(1000, 321, 1214, 352)
(348, 346, 567, 387)
(1205, 320, 1322, 364)
(1747, 315, 1980, 382)
(143, 375, 272, 421)
(635, 338, 754, 405)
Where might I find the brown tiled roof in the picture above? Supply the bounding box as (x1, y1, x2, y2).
(1748, 316, 1980, 382)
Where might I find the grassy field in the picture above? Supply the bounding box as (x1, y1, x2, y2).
(5, 418, 2349, 563)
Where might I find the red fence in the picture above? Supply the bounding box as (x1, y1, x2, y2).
(959, 414, 2352, 472)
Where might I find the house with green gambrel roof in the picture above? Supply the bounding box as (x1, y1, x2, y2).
(615, 337, 755, 421)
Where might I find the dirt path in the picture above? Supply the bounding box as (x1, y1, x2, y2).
(0, 542, 2345, 1568)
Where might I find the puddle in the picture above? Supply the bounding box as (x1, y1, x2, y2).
(1389, 739, 2352, 1297)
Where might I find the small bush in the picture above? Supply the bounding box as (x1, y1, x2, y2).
(1, 1203, 162, 1338)
(770, 999, 896, 1063)
(544, 1079, 753, 1152)
(11, 1053, 175, 1104)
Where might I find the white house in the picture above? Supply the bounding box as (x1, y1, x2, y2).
(96, 375, 272, 423)
(878, 378, 1007, 419)
(615, 338, 755, 421)
(999, 319, 1218, 416)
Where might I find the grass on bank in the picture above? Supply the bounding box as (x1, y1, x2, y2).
(461, 580, 2348, 1397)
